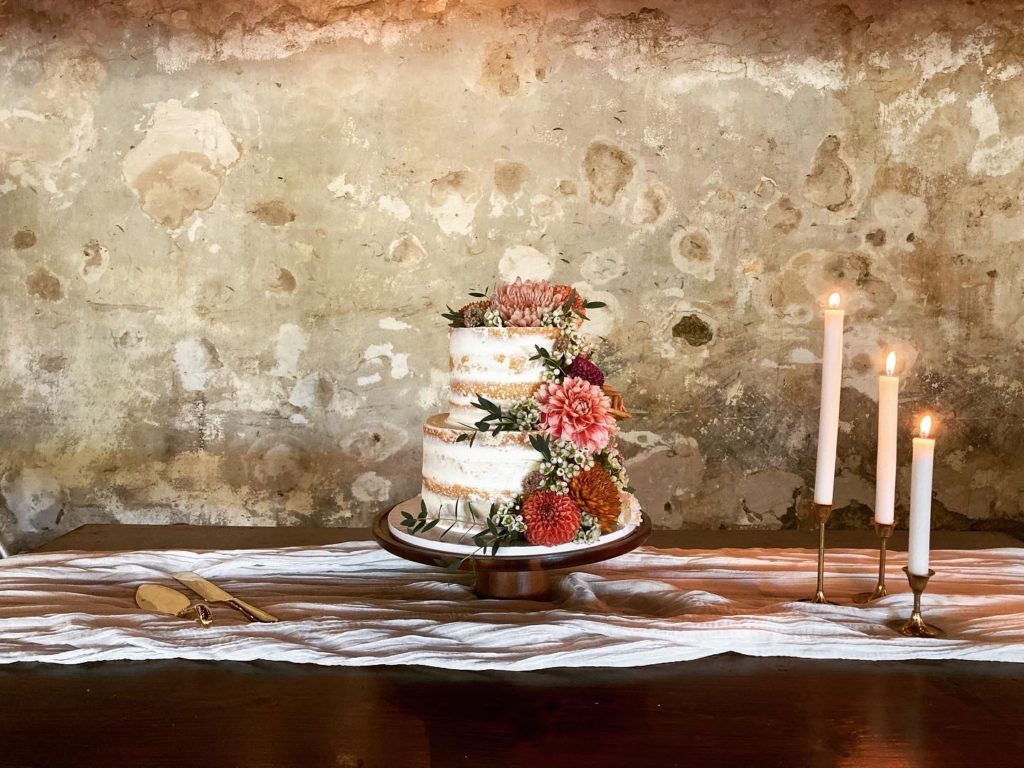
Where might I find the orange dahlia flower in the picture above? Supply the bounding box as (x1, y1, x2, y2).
(569, 467, 622, 533)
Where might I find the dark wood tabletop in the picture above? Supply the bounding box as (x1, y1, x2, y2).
(4, 525, 1024, 768)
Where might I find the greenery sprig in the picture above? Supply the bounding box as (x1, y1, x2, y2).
(400, 499, 441, 535)
(442, 305, 466, 327)
(406, 500, 524, 568)
(465, 396, 519, 435)
(454, 429, 478, 447)
(560, 289, 607, 318)
(471, 505, 521, 557)
(529, 433, 552, 462)
(442, 288, 493, 327)
(531, 344, 567, 375)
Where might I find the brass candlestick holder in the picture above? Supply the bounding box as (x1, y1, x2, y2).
(801, 502, 836, 605)
(887, 567, 945, 638)
(853, 521, 895, 604)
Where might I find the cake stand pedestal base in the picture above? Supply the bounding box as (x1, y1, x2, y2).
(475, 570, 551, 601)
(372, 504, 651, 601)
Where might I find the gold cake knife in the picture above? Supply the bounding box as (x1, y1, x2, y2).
(173, 571, 279, 623)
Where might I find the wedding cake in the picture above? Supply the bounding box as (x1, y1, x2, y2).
(406, 278, 641, 551)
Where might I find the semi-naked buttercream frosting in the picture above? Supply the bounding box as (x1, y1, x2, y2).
(423, 327, 557, 520)
(421, 414, 539, 519)
(447, 326, 558, 428)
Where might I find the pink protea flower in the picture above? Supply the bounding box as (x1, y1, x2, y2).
(521, 491, 581, 546)
(495, 278, 561, 327)
(535, 376, 615, 452)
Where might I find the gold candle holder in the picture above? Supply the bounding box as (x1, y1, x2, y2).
(887, 567, 945, 638)
(853, 521, 895, 604)
(801, 502, 836, 605)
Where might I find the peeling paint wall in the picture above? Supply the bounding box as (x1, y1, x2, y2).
(1, 1, 1023, 550)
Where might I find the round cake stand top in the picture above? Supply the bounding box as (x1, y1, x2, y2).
(372, 506, 652, 600)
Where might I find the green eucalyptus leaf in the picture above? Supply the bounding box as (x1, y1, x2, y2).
(476, 395, 499, 412)
(560, 289, 577, 313)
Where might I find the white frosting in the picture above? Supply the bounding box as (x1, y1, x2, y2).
(421, 414, 540, 521)
(447, 327, 558, 427)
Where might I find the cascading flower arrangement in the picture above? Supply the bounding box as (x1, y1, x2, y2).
(407, 278, 640, 555)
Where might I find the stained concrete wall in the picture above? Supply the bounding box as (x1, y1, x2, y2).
(1, 0, 1022, 550)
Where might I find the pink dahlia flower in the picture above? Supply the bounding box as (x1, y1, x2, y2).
(495, 278, 561, 327)
(535, 376, 615, 452)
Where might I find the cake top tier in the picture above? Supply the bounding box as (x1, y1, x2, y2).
(447, 326, 558, 428)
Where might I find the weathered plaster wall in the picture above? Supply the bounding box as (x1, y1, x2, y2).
(1, 0, 1022, 550)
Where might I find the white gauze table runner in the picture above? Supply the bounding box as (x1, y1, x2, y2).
(1, 542, 1024, 669)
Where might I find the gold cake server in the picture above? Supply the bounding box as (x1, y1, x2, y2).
(173, 571, 279, 623)
(135, 584, 214, 627)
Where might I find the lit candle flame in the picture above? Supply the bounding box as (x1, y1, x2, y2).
(885, 351, 896, 376)
(828, 292, 841, 309)
(920, 414, 933, 439)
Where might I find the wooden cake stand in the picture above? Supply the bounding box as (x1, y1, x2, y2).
(372, 506, 651, 601)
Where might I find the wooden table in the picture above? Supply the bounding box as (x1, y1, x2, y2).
(4, 525, 1024, 768)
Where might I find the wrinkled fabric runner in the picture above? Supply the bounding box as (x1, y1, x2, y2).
(1, 542, 1023, 668)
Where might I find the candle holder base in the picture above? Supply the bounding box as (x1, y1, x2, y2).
(799, 502, 837, 605)
(853, 522, 895, 604)
(888, 613, 945, 639)
(887, 567, 945, 639)
(853, 584, 888, 604)
(801, 591, 838, 606)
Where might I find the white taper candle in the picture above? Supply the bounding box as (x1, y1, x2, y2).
(814, 293, 844, 505)
(907, 415, 935, 576)
(875, 351, 899, 525)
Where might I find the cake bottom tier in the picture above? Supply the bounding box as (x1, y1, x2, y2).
(421, 414, 540, 521)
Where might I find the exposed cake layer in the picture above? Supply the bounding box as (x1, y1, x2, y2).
(421, 413, 540, 520)
(447, 326, 559, 427)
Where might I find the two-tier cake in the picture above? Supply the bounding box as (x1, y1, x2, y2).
(403, 277, 641, 552)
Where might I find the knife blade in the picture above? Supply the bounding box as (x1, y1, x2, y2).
(173, 571, 278, 623)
